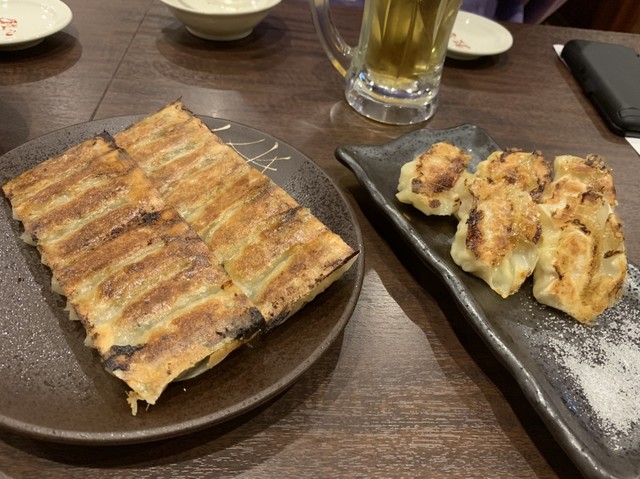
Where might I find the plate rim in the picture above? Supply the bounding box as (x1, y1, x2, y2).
(0, 113, 365, 445)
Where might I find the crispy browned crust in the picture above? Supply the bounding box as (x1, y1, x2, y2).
(412, 142, 470, 195)
(539, 153, 617, 207)
(464, 177, 542, 267)
(2, 134, 265, 411)
(449, 148, 545, 298)
(451, 174, 542, 298)
(115, 101, 358, 328)
(533, 154, 626, 324)
(476, 149, 552, 201)
(396, 141, 471, 216)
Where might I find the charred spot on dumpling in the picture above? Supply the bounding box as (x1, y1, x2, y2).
(584, 153, 607, 170)
(532, 224, 542, 244)
(570, 218, 590, 235)
(104, 344, 144, 372)
(141, 211, 161, 225)
(231, 309, 267, 339)
(465, 208, 484, 256)
(581, 190, 601, 204)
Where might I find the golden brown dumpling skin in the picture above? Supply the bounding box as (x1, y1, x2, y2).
(450, 149, 546, 298)
(396, 142, 472, 216)
(451, 175, 542, 298)
(475, 149, 552, 201)
(533, 154, 627, 324)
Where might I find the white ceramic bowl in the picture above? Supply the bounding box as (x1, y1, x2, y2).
(160, 0, 281, 41)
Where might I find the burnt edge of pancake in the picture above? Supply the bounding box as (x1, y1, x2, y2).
(2, 132, 266, 414)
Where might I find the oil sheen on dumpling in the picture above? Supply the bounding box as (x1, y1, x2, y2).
(396, 142, 472, 216)
(533, 154, 627, 324)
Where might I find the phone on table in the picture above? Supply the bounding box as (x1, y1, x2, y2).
(561, 39, 640, 138)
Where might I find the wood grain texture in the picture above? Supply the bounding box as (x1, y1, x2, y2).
(3, 0, 640, 477)
(0, 0, 154, 154)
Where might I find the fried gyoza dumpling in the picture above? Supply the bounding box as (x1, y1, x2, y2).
(451, 175, 542, 298)
(396, 142, 472, 216)
(533, 154, 626, 324)
(450, 149, 549, 298)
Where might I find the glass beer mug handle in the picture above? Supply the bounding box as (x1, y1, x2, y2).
(309, 0, 353, 77)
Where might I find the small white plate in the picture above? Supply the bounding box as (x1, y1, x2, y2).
(447, 10, 513, 60)
(0, 0, 72, 51)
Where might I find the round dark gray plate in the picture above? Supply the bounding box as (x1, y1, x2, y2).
(0, 115, 364, 445)
(336, 125, 640, 479)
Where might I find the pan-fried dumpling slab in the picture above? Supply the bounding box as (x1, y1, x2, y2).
(533, 154, 627, 324)
(451, 150, 549, 298)
(2, 134, 265, 414)
(396, 142, 472, 217)
(115, 101, 359, 329)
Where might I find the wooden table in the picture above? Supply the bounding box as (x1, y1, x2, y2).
(2, 1, 639, 477)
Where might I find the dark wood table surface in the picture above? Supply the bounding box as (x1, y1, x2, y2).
(2, 1, 639, 477)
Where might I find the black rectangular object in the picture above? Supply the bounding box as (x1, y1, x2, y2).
(562, 39, 640, 137)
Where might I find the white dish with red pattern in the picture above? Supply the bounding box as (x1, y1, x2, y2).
(448, 10, 513, 60)
(0, 0, 72, 51)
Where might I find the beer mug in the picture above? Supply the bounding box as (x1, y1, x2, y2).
(310, 0, 462, 125)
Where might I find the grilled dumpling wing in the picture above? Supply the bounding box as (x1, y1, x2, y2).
(450, 149, 549, 298)
(2, 134, 265, 414)
(533, 154, 627, 324)
(396, 142, 472, 216)
(115, 101, 358, 329)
